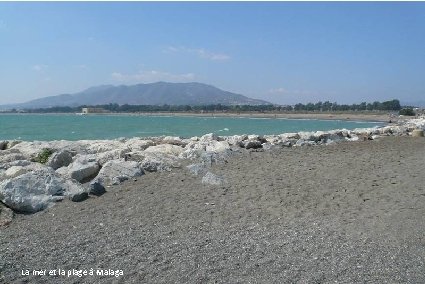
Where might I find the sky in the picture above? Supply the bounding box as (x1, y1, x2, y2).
(1, 2, 425, 105)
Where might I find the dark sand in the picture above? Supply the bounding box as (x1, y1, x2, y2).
(1, 136, 425, 283)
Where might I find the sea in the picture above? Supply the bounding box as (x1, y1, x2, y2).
(0, 114, 383, 141)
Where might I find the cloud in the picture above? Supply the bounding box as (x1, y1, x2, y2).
(0, 20, 6, 31)
(164, 46, 230, 61)
(32, 65, 48, 72)
(111, 70, 195, 83)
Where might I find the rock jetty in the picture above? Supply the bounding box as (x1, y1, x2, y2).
(0, 117, 424, 221)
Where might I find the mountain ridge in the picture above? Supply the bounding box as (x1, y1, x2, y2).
(1, 82, 271, 109)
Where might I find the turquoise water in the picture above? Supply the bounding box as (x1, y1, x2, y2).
(0, 114, 383, 141)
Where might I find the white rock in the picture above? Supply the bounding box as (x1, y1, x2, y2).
(63, 155, 100, 182)
(145, 144, 184, 156)
(141, 152, 181, 172)
(95, 160, 143, 185)
(4, 166, 26, 178)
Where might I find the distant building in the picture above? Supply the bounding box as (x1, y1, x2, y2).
(81, 107, 107, 114)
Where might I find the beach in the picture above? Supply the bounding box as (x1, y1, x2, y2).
(1, 135, 424, 283)
(97, 111, 395, 122)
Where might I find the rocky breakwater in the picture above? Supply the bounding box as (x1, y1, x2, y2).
(0, 117, 424, 225)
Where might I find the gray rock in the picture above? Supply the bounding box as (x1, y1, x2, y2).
(141, 152, 181, 172)
(242, 140, 263, 149)
(0, 141, 7, 151)
(145, 144, 184, 156)
(200, 150, 231, 166)
(89, 180, 106, 196)
(46, 150, 73, 170)
(0, 152, 26, 164)
(65, 156, 100, 183)
(199, 133, 219, 142)
(202, 172, 227, 186)
(68, 191, 88, 202)
(0, 168, 87, 213)
(95, 160, 143, 185)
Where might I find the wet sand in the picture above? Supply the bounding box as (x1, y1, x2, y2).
(1, 136, 424, 283)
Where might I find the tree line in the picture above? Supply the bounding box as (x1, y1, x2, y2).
(15, 99, 404, 114)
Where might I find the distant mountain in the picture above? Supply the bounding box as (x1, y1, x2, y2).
(1, 82, 270, 109)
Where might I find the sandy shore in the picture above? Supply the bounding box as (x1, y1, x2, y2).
(1, 136, 425, 283)
(105, 111, 394, 122)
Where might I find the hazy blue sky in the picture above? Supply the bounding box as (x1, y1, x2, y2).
(1, 2, 424, 105)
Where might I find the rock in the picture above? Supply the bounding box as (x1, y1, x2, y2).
(199, 133, 219, 142)
(200, 150, 231, 166)
(141, 152, 181, 172)
(123, 151, 146, 162)
(65, 155, 100, 183)
(0, 152, 26, 164)
(145, 144, 184, 156)
(224, 135, 247, 146)
(186, 163, 207, 176)
(0, 202, 13, 227)
(0, 141, 7, 150)
(68, 191, 88, 202)
(0, 168, 87, 213)
(205, 140, 230, 153)
(4, 166, 27, 178)
(46, 150, 73, 170)
(95, 160, 143, 185)
(179, 148, 205, 160)
(202, 172, 226, 186)
(412, 129, 424, 137)
(125, 138, 155, 151)
(6, 140, 21, 149)
(97, 149, 130, 166)
(161, 136, 188, 147)
(89, 180, 106, 196)
(242, 140, 263, 149)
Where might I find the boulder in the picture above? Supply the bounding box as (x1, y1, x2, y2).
(0, 168, 88, 213)
(199, 133, 219, 142)
(242, 140, 263, 149)
(200, 150, 231, 166)
(125, 138, 155, 151)
(5, 140, 21, 149)
(0, 152, 26, 164)
(205, 140, 230, 153)
(202, 172, 227, 186)
(46, 150, 73, 170)
(89, 180, 106, 196)
(4, 166, 27, 178)
(224, 135, 247, 146)
(0, 160, 31, 170)
(95, 160, 144, 185)
(179, 148, 205, 160)
(0, 141, 7, 150)
(141, 152, 181, 172)
(63, 155, 100, 183)
(144, 144, 184, 156)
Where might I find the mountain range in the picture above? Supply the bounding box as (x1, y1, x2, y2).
(1, 82, 270, 110)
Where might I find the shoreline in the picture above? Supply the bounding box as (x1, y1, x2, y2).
(1, 111, 395, 122)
